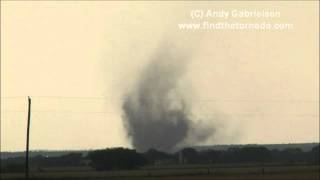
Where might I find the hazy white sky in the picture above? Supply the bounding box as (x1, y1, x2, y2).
(1, 1, 319, 151)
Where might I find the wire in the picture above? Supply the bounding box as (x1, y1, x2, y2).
(1, 110, 318, 117)
(1, 96, 318, 103)
(2, 110, 115, 114)
(2, 96, 318, 116)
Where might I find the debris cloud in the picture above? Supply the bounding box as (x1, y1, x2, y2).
(122, 46, 213, 152)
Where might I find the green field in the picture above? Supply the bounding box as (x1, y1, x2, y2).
(1, 165, 319, 180)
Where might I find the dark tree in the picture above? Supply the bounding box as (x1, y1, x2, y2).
(142, 148, 174, 165)
(30, 153, 84, 167)
(87, 148, 147, 170)
(201, 150, 222, 164)
(180, 148, 200, 163)
(238, 147, 272, 163)
(308, 145, 319, 164)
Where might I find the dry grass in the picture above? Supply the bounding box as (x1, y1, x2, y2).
(1, 165, 319, 180)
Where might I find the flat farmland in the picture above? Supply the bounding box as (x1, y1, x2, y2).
(1, 165, 319, 180)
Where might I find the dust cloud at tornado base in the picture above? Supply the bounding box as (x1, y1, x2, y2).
(121, 46, 222, 152)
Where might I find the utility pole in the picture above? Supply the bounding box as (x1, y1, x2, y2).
(25, 96, 31, 179)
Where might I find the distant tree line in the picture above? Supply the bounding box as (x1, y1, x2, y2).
(1, 145, 319, 172)
(177, 146, 319, 165)
(87, 148, 146, 170)
(1, 153, 84, 173)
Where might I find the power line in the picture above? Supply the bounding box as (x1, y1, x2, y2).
(1, 96, 319, 103)
(1, 96, 26, 99)
(2, 110, 318, 117)
(2, 110, 115, 114)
